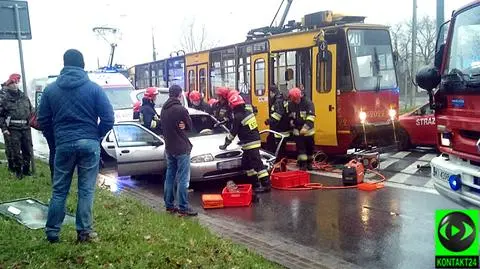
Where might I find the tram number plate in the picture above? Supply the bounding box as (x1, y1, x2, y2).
(218, 159, 242, 170)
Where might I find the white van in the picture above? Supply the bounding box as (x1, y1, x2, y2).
(45, 71, 134, 122)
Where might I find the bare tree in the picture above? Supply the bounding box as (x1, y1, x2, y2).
(179, 18, 216, 53)
(390, 16, 437, 109)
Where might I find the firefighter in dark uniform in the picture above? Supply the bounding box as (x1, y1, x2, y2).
(219, 93, 271, 193)
(188, 91, 212, 114)
(0, 80, 14, 172)
(133, 100, 141, 120)
(0, 73, 33, 178)
(212, 87, 233, 128)
(288, 87, 316, 171)
(139, 87, 161, 134)
(265, 84, 290, 159)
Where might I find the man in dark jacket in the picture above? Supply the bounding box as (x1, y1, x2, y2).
(0, 74, 33, 178)
(160, 85, 197, 217)
(38, 49, 114, 243)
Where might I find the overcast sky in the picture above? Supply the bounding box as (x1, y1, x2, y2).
(0, 0, 472, 85)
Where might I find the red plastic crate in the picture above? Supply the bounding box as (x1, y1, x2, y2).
(221, 184, 252, 207)
(271, 170, 310, 188)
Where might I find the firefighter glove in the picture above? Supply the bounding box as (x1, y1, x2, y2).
(264, 119, 270, 126)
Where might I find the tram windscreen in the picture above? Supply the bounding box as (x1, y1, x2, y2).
(348, 29, 397, 91)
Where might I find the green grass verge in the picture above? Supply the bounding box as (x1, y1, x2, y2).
(0, 150, 279, 269)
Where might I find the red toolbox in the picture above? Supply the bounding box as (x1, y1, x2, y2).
(221, 184, 252, 207)
(271, 170, 310, 188)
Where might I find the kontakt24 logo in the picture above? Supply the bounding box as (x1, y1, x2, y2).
(435, 210, 479, 268)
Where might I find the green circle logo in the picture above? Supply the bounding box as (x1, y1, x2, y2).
(438, 211, 476, 252)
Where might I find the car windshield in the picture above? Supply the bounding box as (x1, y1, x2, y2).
(348, 29, 397, 91)
(104, 87, 134, 110)
(186, 114, 228, 137)
(136, 91, 185, 108)
(445, 5, 480, 82)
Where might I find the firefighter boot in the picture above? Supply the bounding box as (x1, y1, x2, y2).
(7, 162, 14, 173)
(260, 178, 271, 193)
(307, 160, 314, 171)
(298, 160, 307, 171)
(23, 164, 32, 177)
(253, 180, 267, 193)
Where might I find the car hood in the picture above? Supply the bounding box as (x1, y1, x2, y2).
(189, 133, 241, 157)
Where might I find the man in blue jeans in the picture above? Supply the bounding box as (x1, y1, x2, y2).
(160, 85, 197, 217)
(38, 49, 114, 243)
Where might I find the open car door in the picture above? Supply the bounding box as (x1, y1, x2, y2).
(111, 123, 166, 176)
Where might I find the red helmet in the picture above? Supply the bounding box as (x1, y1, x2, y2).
(215, 87, 229, 99)
(207, 98, 218, 106)
(144, 87, 159, 100)
(189, 91, 201, 102)
(228, 93, 245, 109)
(227, 89, 240, 100)
(133, 101, 141, 112)
(5, 73, 21, 85)
(288, 87, 302, 103)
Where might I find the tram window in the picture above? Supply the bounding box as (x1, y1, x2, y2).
(237, 56, 251, 96)
(316, 51, 332, 93)
(199, 68, 207, 96)
(273, 51, 296, 93)
(254, 59, 266, 96)
(188, 70, 196, 92)
(151, 70, 157, 87)
(168, 59, 185, 89)
(210, 49, 236, 92)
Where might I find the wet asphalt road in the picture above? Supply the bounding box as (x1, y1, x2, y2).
(27, 129, 465, 269)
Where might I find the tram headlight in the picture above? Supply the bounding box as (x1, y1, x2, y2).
(388, 109, 397, 120)
(359, 111, 367, 123)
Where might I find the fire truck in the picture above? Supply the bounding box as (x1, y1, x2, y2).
(416, 0, 480, 207)
(131, 10, 400, 156)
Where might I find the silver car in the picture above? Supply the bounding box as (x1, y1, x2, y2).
(101, 109, 276, 181)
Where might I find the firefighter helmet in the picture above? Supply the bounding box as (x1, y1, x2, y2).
(208, 98, 218, 106)
(288, 87, 302, 103)
(133, 101, 141, 112)
(227, 89, 240, 100)
(144, 87, 159, 100)
(215, 87, 230, 99)
(189, 91, 201, 102)
(228, 93, 245, 109)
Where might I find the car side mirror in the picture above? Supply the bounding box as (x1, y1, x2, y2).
(151, 140, 163, 147)
(434, 44, 445, 69)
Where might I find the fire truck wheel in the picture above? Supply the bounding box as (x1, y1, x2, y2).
(397, 128, 411, 151)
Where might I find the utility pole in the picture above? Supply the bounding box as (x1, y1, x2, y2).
(436, 0, 445, 41)
(152, 28, 157, 61)
(410, 0, 418, 108)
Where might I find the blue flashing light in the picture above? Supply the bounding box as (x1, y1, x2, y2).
(448, 175, 462, 191)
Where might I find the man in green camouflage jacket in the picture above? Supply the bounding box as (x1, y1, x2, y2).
(0, 74, 33, 178)
(0, 82, 13, 172)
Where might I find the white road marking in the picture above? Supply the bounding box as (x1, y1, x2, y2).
(390, 151, 411, 159)
(384, 181, 439, 195)
(379, 158, 399, 170)
(402, 160, 429, 175)
(419, 153, 438, 162)
(424, 179, 435, 189)
(387, 161, 428, 183)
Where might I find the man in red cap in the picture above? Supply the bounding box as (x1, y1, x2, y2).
(0, 73, 33, 178)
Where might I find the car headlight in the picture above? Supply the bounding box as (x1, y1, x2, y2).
(359, 111, 367, 123)
(388, 109, 397, 120)
(191, 154, 214, 163)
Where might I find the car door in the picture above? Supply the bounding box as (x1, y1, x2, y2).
(415, 104, 436, 145)
(112, 123, 166, 176)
